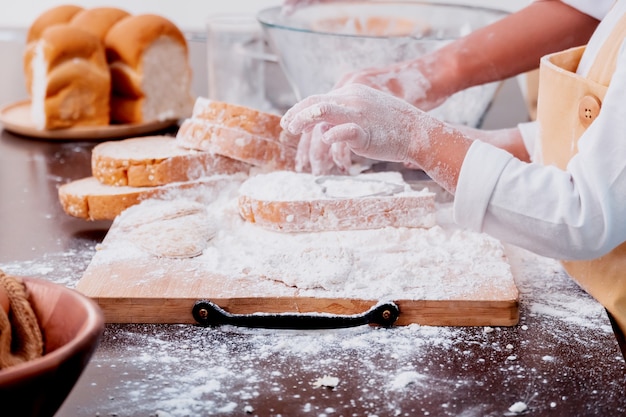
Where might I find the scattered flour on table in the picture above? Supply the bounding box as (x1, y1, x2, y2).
(3, 174, 624, 417)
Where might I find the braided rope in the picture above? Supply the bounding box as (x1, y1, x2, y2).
(0, 270, 44, 370)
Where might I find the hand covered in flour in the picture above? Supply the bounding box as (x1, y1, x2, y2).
(283, 84, 472, 193)
(295, 122, 352, 174)
(283, 84, 433, 164)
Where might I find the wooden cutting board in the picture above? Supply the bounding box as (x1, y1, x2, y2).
(76, 197, 520, 327)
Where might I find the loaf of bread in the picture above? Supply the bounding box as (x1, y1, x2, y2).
(105, 14, 194, 124)
(91, 135, 250, 187)
(238, 171, 437, 232)
(58, 174, 245, 221)
(29, 25, 111, 130)
(24, 7, 193, 129)
(23, 4, 84, 95)
(176, 98, 297, 170)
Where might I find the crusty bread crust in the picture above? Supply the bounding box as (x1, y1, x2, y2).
(70, 7, 130, 41)
(177, 118, 296, 171)
(26, 5, 84, 43)
(190, 99, 283, 138)
(58, 175, 243, 221)
(176, 98, 297, 170)
(24, 5, 85, 94)
(104, 14, 193, 123)
(40, 25, 109, 71)
(91, 136, 250, 187)
(36, 25, 111, 129)
(237, 171, 437, 232)
(104, 14, 187, 69)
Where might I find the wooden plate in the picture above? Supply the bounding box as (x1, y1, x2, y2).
(0, 100, 179, 140)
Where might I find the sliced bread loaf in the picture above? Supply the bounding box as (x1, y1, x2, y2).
(59, 174, 245, 221)
(176, 98, 297, 170)
(105, 14, 194, 124)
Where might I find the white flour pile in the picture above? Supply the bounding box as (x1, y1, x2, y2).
(93, 175, 515, 301)
(238, 171, 419, 200)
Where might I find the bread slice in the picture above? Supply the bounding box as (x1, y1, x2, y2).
(23, 5, 85, 94)
(58, 174, 246, 221)
(30, 25, 111, 130)
(105, 14, 194, 124)
(91, 135, 250, 187)
(238, 171, 436, 232)
(176, 98, 297, 170)
(69, 7, 130, 41)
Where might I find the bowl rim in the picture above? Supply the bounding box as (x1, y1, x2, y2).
(0, 277, 104, 384)
(257, 0, 509, 40)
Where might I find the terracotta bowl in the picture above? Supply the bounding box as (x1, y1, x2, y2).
(0, 277, 104, 417)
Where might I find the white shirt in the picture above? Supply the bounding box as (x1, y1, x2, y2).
(454, 0, 626, 260)
(561, 0, 614, 21)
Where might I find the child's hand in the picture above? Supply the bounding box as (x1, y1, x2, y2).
(295, 123, 352, 174)
(283, 84, 434, 164)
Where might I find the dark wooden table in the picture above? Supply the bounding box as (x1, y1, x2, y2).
(0, 28, 624, 417)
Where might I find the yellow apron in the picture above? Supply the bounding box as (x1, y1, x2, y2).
(536, 15, 626, 346)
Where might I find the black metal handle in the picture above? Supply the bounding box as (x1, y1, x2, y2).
(192, 300, 400, 329)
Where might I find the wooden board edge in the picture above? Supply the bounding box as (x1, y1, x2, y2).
(394, 298, 520, 327)
(89, 296, 519, 327)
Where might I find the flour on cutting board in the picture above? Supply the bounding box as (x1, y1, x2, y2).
(93, 177, 515, 301)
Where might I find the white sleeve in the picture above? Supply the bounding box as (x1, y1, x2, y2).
(560, 0, 614, 20)
(517, 120, 541, 162)
(454, 40, 626, 261)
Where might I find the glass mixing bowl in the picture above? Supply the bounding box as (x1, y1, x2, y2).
(257, 1, 508, 127)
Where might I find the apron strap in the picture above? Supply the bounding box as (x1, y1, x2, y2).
(587, 12, 626, 85)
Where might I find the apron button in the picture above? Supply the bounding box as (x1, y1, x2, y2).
(578, 95, 601, 128)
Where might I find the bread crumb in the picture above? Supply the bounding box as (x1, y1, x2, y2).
(508, 401, 527, 413)
(312, 375, 340, 389)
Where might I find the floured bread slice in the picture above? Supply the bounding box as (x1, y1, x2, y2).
(238, 171, 436, 232)
(105, 14, 194, 124)
(30, 25, 111, 130)
(58, 174, 245, 221)
(91, 135, 250, 187)
(23, 4, 85, 95)
(176, 98, 297, 170)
